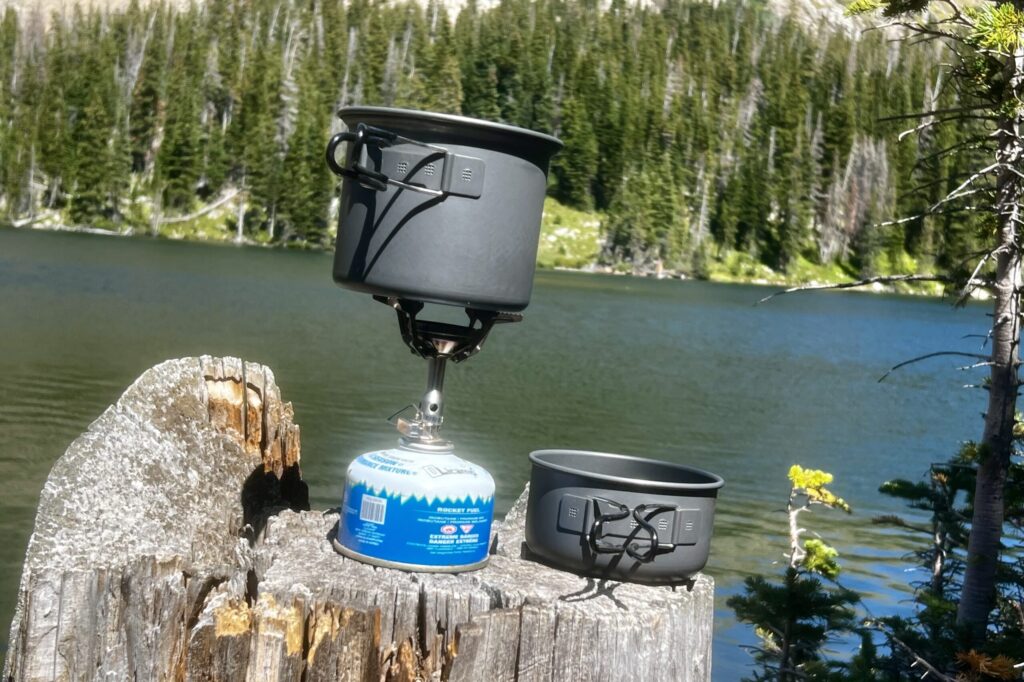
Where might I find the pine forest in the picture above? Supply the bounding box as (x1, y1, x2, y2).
(0, 0, 987, 281)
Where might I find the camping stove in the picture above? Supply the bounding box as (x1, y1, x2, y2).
(332, 297, 519, 572)
(325, 107, 560, 572)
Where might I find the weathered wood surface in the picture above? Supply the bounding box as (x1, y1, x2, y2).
(3, 357, 714, 682)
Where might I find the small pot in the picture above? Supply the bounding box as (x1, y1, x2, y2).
(326, 107, 562, 312)
(525, 450, 724, 584)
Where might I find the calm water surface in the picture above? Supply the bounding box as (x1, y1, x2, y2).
(0, 228, 990, 678)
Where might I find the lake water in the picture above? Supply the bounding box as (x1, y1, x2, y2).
(0, 228, 990, 677)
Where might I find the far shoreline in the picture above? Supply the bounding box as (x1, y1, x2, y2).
(2, 220, 977, 301)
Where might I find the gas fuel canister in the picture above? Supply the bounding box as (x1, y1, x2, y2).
(334, 441, 495, 571)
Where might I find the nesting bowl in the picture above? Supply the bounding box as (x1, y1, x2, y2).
(525, 449, 724, 583)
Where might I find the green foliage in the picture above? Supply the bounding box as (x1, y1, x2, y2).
(845, 0, 885, 15)
(729, 466, 859, 681)
(280, 53, 333, 244)
(729, 570, 860, 681)
(789, 465, 851, 513)
(421, 9, 464, 114)
(803, 539, 842, 580)
(0, 0, 980, 276)
(736, 453, 1024, 676)
(968, 4, 1024, 52)
(157, 14, 203, 212)
(870, 449, 1024, 676)
(66, 27, 127, 228)
(537, 198, 602, 269)
(552, 95, 598, 210)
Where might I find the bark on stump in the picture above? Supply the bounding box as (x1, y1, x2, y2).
(3, 357, 714, 682)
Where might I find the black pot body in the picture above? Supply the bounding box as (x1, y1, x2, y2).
(525, 450, 723, 584)
(331, 107, 562, 312)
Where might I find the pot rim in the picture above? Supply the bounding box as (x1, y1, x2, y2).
(337, 106, 564, 150)
(529, 449, 724, 491)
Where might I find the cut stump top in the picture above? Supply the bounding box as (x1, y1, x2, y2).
(3, 357, 713, 682)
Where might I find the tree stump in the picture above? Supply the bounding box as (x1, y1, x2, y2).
(3, 357, 714, 682)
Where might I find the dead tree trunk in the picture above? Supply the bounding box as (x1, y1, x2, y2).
(956, 17, 1024, 639)
(3, 357, 715, 682)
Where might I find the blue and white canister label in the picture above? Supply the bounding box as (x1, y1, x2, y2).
(338, 449, 495, 567)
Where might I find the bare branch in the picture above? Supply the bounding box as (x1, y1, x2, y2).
(11, 212, 59, 228)
(906, 33, 949, 47)
(937, 0, 972, 25)
(890, 20, 964, 40)
(958, 361, 995, 371)
(976, 47, 1017, 59)
(878, 105, 990, 122)
(872, 514, 932, 533)
(865, 621, 956, 682)
(1003, 164, 1024, 181)
(878, 351, 992, 382)
(756, 274, 951, 305)
(933, 161, 1001, 211)
(878, 213, 929, 227)
(899, 115, 998, 141)
(159, 189, 241, 225)
(908, 136, 992, 175)
(878, 203, 991, 228)
(955, 247, 1000, 306)
(930, 187, 985, 213)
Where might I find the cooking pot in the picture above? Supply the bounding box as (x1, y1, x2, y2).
(525, 450, 724, 583)
(326, 107, 562, 312)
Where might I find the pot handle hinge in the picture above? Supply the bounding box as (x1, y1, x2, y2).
(326, 123, 483, 198)
(584, 497, 679, 563)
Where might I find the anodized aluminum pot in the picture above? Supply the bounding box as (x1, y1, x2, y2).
(326, 107, 562, 312)
(525, 450, 724, 584)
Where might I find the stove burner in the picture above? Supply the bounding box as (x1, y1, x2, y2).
(373, 296, 521, 446)
(374, 296, 521, 362)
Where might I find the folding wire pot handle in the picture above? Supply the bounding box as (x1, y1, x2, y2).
(585, 497, 681, 563)
(326, 122, 477, 198)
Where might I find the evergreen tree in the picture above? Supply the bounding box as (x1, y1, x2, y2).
(0, 9, 17, 203)
(235, 16, 284, 235)
(728, 466, 859, 681)
(69, 85, 117, 225)
(0, 0, 984, 275)
(156, 12, 202, 211)
(129, 5, 169, 177)
(552, 95, 597, 209)
(851, 0, 1024, 650)
(68, 25, 125, 227)
(280, 51, 332, 244)
(420, 8, 462, 114)
(456, 0, 500, 120)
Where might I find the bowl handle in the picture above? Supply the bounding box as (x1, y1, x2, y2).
(583, 497, 680, 563)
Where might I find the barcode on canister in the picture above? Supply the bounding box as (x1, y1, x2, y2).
(359, 495, 387, 524)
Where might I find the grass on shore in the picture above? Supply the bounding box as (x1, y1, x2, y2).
(535, 198, 947, 296)
(703, 248, 945, 295)
(537, 198, 603, 269)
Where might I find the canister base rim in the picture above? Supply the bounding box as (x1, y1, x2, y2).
(331, 538, 490, 573)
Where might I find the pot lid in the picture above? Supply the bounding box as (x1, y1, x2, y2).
(337, 106, 563, 152)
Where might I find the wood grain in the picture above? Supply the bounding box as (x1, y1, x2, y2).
(2, 357, 713, 681)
